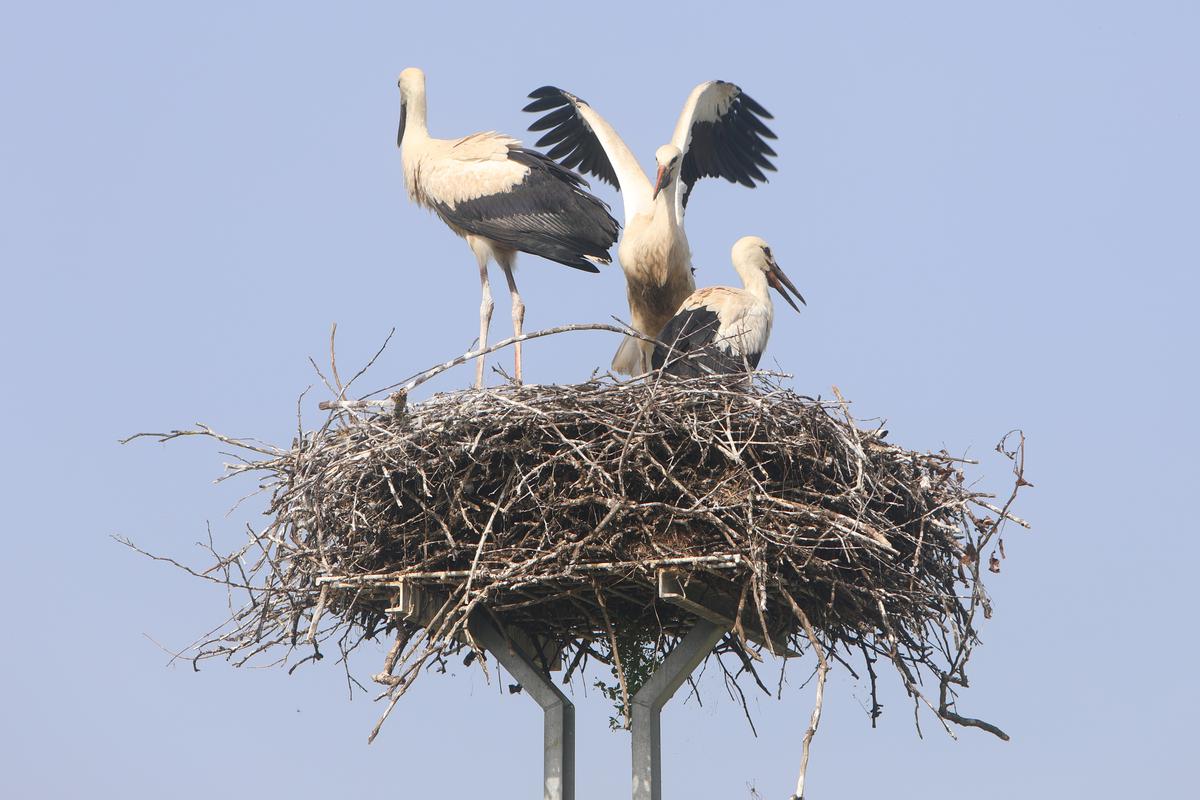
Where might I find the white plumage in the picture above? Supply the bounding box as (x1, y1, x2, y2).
(405, 132, 526, 209)
(652, 236, 805, 377)
(524, 81, 778, 374)
(397, 67, 618, 387)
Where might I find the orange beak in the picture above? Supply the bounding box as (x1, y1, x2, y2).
(767, 262, 806, 312)
(652, 164, 670, 200)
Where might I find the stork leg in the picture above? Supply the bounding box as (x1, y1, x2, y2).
(497, 250, 524, 384)
(470, 238, 494, 389)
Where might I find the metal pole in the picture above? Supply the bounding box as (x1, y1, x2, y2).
(469, 614, 575, 800)
(630, 620, 727, 800)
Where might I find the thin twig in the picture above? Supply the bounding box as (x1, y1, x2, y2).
(125, 337, 1029, 752)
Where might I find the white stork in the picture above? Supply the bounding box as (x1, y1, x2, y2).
(524, 81, 778, 375)
(651, 236, 804, 377)
(396, 67, 619, 388)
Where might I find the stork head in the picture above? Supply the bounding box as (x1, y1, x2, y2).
(652, 144, 682, 200)
(396, 67, 426, 146)
(732, 236, 806, 312)
(396, 67, 426, 97)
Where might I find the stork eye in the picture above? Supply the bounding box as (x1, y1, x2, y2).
(762, 246, 771, 257)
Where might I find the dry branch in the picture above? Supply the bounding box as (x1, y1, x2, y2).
(126, 341, 1029, 748)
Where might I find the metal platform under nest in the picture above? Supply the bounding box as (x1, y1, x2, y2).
(319, 557, 798, 800)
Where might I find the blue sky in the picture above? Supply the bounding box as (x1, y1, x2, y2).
(2, 2, 1197, 797)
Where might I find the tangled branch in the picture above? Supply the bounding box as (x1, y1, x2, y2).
(124, 334, 1029, 753)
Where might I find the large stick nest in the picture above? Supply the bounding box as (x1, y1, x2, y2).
(131, 370, 1028, 740)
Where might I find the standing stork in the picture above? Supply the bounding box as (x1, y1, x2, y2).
(652, 236, 804, 377)
(396, 67, 619, 388)
(524, 80, 778, 374)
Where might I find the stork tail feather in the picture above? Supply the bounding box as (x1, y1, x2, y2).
(612, 335, 648, 376)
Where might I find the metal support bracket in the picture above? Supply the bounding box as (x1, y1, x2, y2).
(657, 568, 800, 657)
(468, 614, 576, 800)
(385, 573, 788, 799)
(389, 582, 575, 800)
(630, 619, 728, 800)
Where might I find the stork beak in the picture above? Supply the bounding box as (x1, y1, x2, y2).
(396, 99, 407, 148)
(652, 164, 670, 200)
(767, 261, 806, 312)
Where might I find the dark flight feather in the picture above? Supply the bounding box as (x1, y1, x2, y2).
(523, 87, 620, 188)
(651, 307, 760, 377)
(679, 85, 778, 208)
(431, 147, 618, 272)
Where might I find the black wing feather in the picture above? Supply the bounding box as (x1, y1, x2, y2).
(545, 138, 579, 162)
(523, 87, 619, 189)
(651, 307, 756, 377)
(522, 88, 568, 113)
(679, 83, 778, 208)
(527, 105, 579, 132)
(431, 148, 619, 272)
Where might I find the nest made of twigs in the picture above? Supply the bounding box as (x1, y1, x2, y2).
(129, 370, 1027, 740)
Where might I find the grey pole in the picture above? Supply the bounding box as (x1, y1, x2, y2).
(630, 620, 728, 800)
(468, 614, 576, 800)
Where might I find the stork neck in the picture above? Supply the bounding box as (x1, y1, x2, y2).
(740, 267, 771, 306)
(651, 177, 681, 228)
(401, 90, 429, 142)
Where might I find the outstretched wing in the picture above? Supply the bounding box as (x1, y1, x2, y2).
(670, 80, 778, 216)
(524, 87, 620, 187)
(524, 87, 653, 212)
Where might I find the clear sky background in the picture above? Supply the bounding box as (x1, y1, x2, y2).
(3, 1, 1197, 797)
